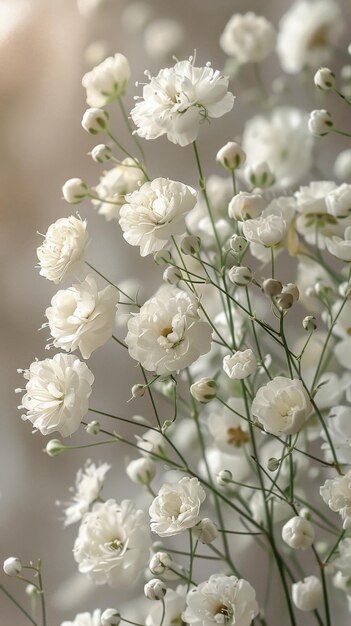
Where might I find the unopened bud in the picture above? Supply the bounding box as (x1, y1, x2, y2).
(228, 192, 265, 221)
(193, 518, 218, 544)
(3, 557, 22, 577)
(228, 265, 252, 286)
(190, 378, 217, 403)
(282, 283, 299, 302)
(149, 552, 172, 575)
(180, 235, 201, 255)
(45, 439, 65, 457)
(314, 68, 335, 91)
(163, 266, 182, 285)
(126, 457, 156, 485)
(85, 420, 101, 435)
(154, 250, 172, 265)
(308, 110, 333, 136)
(245, 162, 275, 189)
(303, 316, 317, 331)
(217, 469, 233, 486)
(276, 292, 294, 310)
(101, 609, 121, 626)
(91, 144, 112, 163)
(144, 579, 167, 600)
(82, 107, 109, 134)
(216, 142, 246, 170)
(267, 457, 280, 472)
(131, 384, 145, 398)
(62, 178, 88, 204)
(230, 234, 247, 254)
(262, 278, 282, 297)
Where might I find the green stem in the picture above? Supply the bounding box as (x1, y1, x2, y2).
(0, 584, 37, 625)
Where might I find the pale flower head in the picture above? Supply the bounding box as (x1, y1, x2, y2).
(292, 576, 323, 611)
(183, 574, 259, 626)
(242, 213, 287, 247)
(326, 183, 351, 218)
(131, 58, 234, 146)
(223, 349, 257, 380)
(282, 516, 315, 550)
(37, 216, 88, 284)
(126, 287, 212, 375)
(19, 353, 94, 437)
(149, 477, 206, 537)
(277, 0, 343, 75)
(92, 159, 146, 221)
(73, 499, 151, 586)
(320, 469, 351, 529)
(295, 181, 340, 248)
(82, 53, 131, 107)
(45, 274, 119, 359)
(61, 610, 102, 626)
(60, 460, 111, 526)
(119, 178, 197, 256)
(251, 377, 312, 436)
(326, 226, 351, 262)
(308, 109, 333, 136)
(228, 192, 264, 221)
(220, 12, 276, 63)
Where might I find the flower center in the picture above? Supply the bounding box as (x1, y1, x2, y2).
(307, 25, 328, 50)
(160, 326, 173, 338)
(214, 604, 232, 624)
(227, 426, 249, 448)
(108, 538, 123, 552)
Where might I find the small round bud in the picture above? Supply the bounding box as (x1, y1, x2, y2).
(81, 107, 109, 134)
(217, 469, 233, 486)
(190, 378, 217, 404)
(91, 144, 112, 163)
(101, 608, 121, 626)
(334, 149, 351, 182)
(144, 579, 167, 601)
(299, 507, 312, 520)
(45, 439, 65, 457)
(131, 384, 145, 398)
(308, 110, 333, 136)
(228, 265, 252, 286)
(193, 518, 218, 544)
(276, 292, 294, 310)
(282, 283, 299, 302)
(163, 266, 182, 285)
(85, 420, 101, 435)
(303, 316, 317, 331)
(314, 281, 333, 299)
(149, 552, 172, 575)
(228, 192, 265, 221)
(180, 235, 201, 255)
(216, 142, 246, 170)
(267, 457, 280, 472)
(282, 516, 315, 550)
(341, 65, 351, 82)
(338, 281, 351, 298)
(126, 457, 156, 485)
(25, 584, 38, 597)
(3, 557, 22, 576)
(292, 576, 323, 612)
(62, 178, 88, 204)
(230, 234, 247, 254)
(314, 67, 335, 91)
(262, 278, 282, 297)
(154, 249, 172, 265)
(245, 162, 275, 189)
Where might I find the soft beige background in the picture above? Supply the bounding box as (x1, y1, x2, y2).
(1, 0, 350, 624)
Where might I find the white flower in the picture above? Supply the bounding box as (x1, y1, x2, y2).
(220, 12, 276, 63)
(320, 469, 351, 529)
(91, 144, 112, 164)
(62, 178, 88, 204)
(326, 226, 351, 261)
(126, 457, 156, 485)
(144, 579, 167, 601)
(216, 142, 246, 170)
(201, 448, 251, 486)
(37, 216, 88, 284)
(242, 107, 313, 188)
(207, 397, 248, 455)
(183, 574, 259, 626)
(223, 349, 257, 380)
(146, 585, 186, 626)
(228, 192, 264, 221)
(276, 0, 343, 75)
(149, 551, 172, 575)
(308, 109, 333, 136)
(131, 59, 234, 147)
(119, 178, 197, 256)
(82, 54, 131, 107)
(61, 610, 102, 626)
(19, 354, 94, 437)
(314, 67, 335, 90)
(326, 183, 351, 218)
(136, 428, 165, 458)
(149, 477, 206, 537)
(73, 499, 150, 586)
(295, 181, 340, 248)
(45, 275, 118, 359)
(282, 516, 315, 550)
(92, 159, 146, 221)
(3, 557, 22, 577)
(228, 266, 252, 286)
(193, 518, 218, 544)
(143, 19, 184, 61)
(251, 377, 312, 436)
(292, 576, 323, 611)
(190, 377, 217, 404)
(101, 609, 121, 626)
(60, 460, 110, 526)
(334, 150, 351, 182)
(81, 108, 109, 134)
(242, 214, 287, 247)
(126, 287, 212, 375)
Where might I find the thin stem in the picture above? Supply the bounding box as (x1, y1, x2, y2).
(118, 97, 146, 162)
(0, 584, 37, 625)
(37, 560, 46, 626)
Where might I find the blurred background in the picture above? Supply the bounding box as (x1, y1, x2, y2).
(1, 0, 350, 623)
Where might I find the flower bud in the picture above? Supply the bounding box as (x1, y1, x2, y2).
(25, 584, 38, 597)
(190, 378, 217, 403)
(276, 292, 294, 310)
(126, 457, 156, 485)
(230, 234, 247, 254)
(262, 278, 282, 297)
(149, 552, 172, 575)
(62, 178, 88, 204)
(101, 608, 121, 626)
(180, 235, 201, 255)
(267, 457, 280, 472)
(193, 518, 218, 544)
(282, 516, 315, 550)
(131, 384, 146, 398)
(303, 316, 317, 331)
(81, 107, 109, 134)
(216, 142, 246, 170)
(85, 420, 101, 435)
(314, 68, 335, 91)
(339, 281, 351, 298)
(333, 571, 351, 592)
(3, 557, 22, 576)
(314, 281, 334, 299)
(223, 349, 257, 380)
(228, 265, 252, 286)
(292, 576, 323, 612)
(154, 250, 172, 265)
(282, 283, 299, 302)
(308, 110, 333, 136)
(299, 507, 312, 520)
(144, 579, 167, 600)
(91, 144, 112, 163)
(45, 439, 65, 457)
(217, 469, 233, 486)
(163, 266, 182, 285)
(228, 192, 265, 221)
(245, 162, 275, 189)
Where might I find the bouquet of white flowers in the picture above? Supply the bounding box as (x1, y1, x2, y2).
(4, 1, 351, 625)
